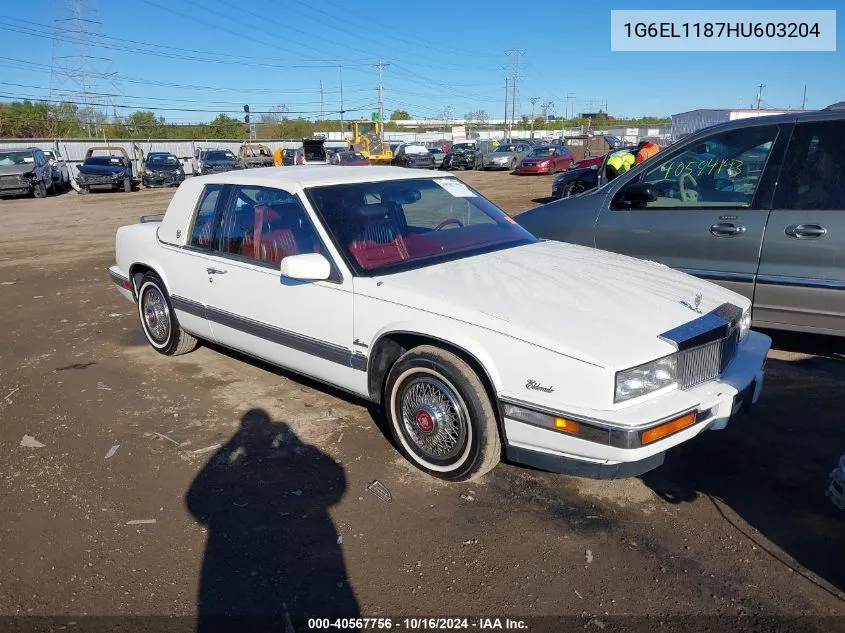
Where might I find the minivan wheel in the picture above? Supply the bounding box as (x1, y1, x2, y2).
(385, 345, 501, 481)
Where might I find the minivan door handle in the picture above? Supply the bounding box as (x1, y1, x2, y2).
(709, 222, 746, 237)
(785, 224, 827, 239)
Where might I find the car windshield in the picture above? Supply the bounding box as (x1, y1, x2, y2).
(206, 151, 235, 161)
(339, 152, 365, 162)
(495, 145, 518, 153)
(85, 156, 124, 166)
(42, 151, 56, 161)
(148, 155, 179, 166)
(530, 148, 555, 157)
(0, 151, 35, 165)
(452, 143, 475, 151)
(306, 177, 537, 274)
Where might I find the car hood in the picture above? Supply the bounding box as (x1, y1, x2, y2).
(554, 167, 592, 182)
(78, 164, 126, 175)
(203, 160, 237, 166)
(355, 240, 746, 370)
(0, 164, 35, 176)
(487, 152, 519, 159)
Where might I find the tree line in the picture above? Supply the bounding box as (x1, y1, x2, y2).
(0, 100, 669, 140)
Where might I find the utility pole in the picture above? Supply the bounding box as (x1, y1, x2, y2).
(755, 83, 766, 110)
(506, 47, 524, 140)
(319, 79, 324, 122)
(564, 92, 575, 120)
(375, 60, 390, 144)
(503, 77, 509, 139)
(529, 96, 538, 138)
(801, 84, 808, 110)
(338, 65, 345, 137)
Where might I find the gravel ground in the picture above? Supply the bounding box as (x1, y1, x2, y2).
(0, 171, 843, 631)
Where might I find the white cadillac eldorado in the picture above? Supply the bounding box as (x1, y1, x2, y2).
(110, 166, 771, 481)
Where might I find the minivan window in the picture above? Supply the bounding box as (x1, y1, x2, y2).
(774, 120, 845, 211)
(636, 125, 778, 208)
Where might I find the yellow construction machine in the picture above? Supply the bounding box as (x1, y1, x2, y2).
(344, 120, 393, 164)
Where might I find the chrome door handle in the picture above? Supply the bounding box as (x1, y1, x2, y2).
(709, 222, 746, 237)
(206, 267, 228, 274)
(785, 224, 827, 239)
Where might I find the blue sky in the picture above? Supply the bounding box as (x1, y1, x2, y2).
(0, 0, 842, 123)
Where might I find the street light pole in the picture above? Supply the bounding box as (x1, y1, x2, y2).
(529, 96, 538, 139)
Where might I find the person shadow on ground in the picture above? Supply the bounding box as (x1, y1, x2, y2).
(186, 408, 359, 632)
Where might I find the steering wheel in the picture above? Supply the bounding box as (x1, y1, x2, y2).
(434, 218, 463, 231)
(678, 172, 698, 203)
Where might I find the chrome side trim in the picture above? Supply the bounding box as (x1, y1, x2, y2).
(109, 269, 129, 284)
(679, 268, 755, 284)
(756, 275, 845, 289)
(170, 295, 366, 372)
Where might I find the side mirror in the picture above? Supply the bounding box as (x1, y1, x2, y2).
(622, 183, 657, 204)
(280, 253, 331, 281)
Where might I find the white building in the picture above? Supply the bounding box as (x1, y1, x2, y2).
(670, 108, 804, 141)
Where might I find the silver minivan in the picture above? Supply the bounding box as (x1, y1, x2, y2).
(517, 105, 845, 337)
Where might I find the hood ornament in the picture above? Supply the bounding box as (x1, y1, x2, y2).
(681, 292, 703, 314)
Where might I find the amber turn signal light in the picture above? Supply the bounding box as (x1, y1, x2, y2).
(640, 412, 696, 445)
(553, 417, 580, 434)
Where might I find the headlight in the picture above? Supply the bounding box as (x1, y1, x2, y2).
(615, 355, 677, 403)
(739, 307, 751, 340)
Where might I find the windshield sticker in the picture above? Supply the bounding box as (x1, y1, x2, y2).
(434, 179, 476, 198)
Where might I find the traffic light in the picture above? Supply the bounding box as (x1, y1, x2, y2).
(244, 104, 250, 124)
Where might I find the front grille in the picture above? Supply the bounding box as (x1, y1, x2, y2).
(84, 174, 116, 184)
(678, 329, 739, 390)
(0, 175, 22, 186)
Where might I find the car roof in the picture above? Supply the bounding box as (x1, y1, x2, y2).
(190, 165, 448, 189)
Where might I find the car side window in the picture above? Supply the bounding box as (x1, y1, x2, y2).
(189, 184, 225, 249)
(773, 120, 845, 211)
(635, 125, 778, 209)
(216, 185, 324, 266)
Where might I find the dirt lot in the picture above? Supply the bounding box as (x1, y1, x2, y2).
(1, 171, 844, 631)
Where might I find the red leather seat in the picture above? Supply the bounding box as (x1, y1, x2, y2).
(347, 202, 409, 269)
(258, 229, 300, 264)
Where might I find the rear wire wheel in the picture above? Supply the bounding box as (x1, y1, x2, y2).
(137, 272, 198, 356)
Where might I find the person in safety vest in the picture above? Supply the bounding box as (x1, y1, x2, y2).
(273, 146, 284, 166)
(605, 148, 636, 180)
(635, 140, 661, 164)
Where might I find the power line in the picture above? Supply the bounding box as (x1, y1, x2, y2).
(0, 92, 377, 116)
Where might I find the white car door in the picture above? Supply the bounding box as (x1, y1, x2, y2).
(201, 184, 361, 393)
(163, 183, 225, 342)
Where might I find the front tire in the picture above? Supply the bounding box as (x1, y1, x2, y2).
(509, 158, 517, 171)
(385, 345, 501, 481)
(33, 180, 47, 198)
(137, 272, 198, 356)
